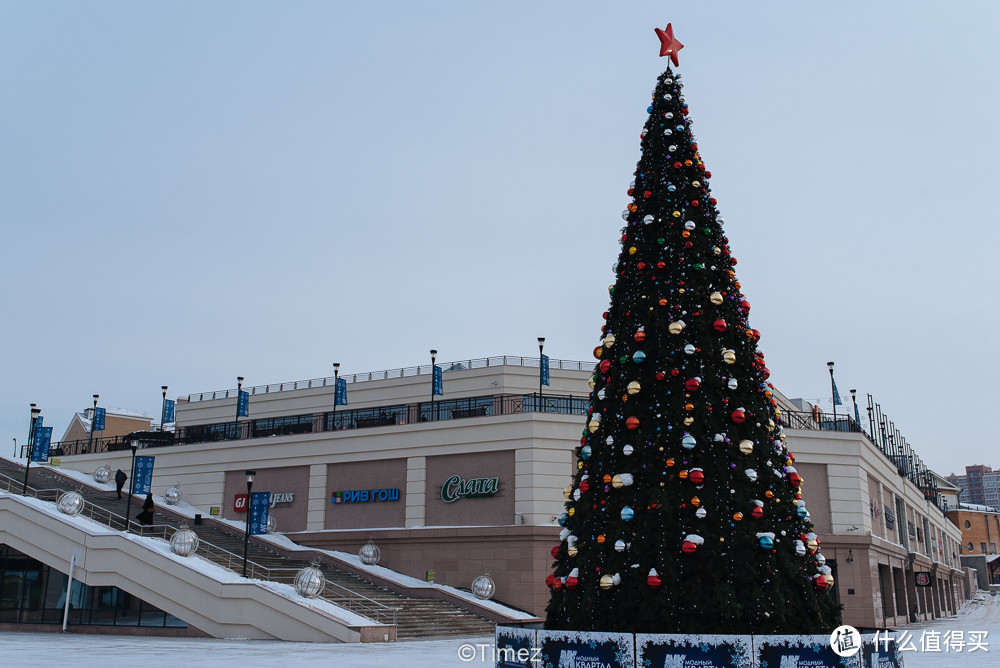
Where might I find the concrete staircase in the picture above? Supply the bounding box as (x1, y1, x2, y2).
(0, 458, 496, 639)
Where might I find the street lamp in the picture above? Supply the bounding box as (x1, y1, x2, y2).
(538, 337, 546, 409)
(124, 439, 138, 531)
(850, 388, 858, 430)
(22, 404, 41, 495)
(87, 394, 99, 454)
(242, 470, 256, 577)
(430, 349, 438, 422)
(826, 362, 837, 427)
(160, 386, 168, 432)
(332, 363, 340, 431)
(233, 376, 244, 440)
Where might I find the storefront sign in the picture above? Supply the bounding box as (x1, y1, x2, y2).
(915, 572, 932, 586)
(332, 487, 400, 504)
(236, 491, 295, 512)
(210, 506, 220, 516)
(441, 474, 498, 503)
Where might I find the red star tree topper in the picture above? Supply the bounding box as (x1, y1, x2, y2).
(655, 23, 684, 66)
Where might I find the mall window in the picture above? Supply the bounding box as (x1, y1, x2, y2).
(965, 520, 972, 529)
(981, 542, 988, 553)
(0, 546, 186, 628)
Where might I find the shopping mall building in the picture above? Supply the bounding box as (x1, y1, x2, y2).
(50, 355, 971, 627)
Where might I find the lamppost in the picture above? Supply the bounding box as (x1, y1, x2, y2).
(850, 388, 858, 430)
(86, 394, 99, 454)
(826, 362, 837, 427)
(538, 337, 546, 410)
(124, 439, 138, 531)
(332, 363, 340, 430)
(160, 386, 168, 432)
(22, 404, 41, 495)
(233, 376, 244, 440)
(430, 349, 438, 422)
(242, 470, 256, 577)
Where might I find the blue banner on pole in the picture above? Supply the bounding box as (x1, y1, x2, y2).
(832, 379, 843, 406)
(35, 415, 43, 429)
(132, 455, 155, 495)
(249, 491, 270, 535)
(335, 378, 348, 406)
(31, 427, 52, 462)
(238, 390, 250, 417)
(93, 407, 106, 431)
(163, 399, 175, 424)
(854, 402, 862, 425)
(433, 365, 443, 396)
(541, 354, 550, 387)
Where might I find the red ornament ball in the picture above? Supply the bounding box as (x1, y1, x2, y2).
(788, 472, 802, 487)
(600, 360, 611, 373)
(685, 378, 701, 392)
(751, 506, 764, 519)
(731, 408, 746, 423)
(635, 330, 646, 342)
(713, 319, 727, 332)
(647, 574, 662, 589)
(566, 575, 578, 589)
(545, 574, 555, 588)
(593, 346, 603, 359)
(688, 470, 705, 485)
(550, 546, 560, 559)
(626, 416, 640, 430)
(681, 540, 699, 554)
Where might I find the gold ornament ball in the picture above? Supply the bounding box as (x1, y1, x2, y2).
(722, 349, 736, 364)
(567, 545, 578, 557)
(683, 416, 694, 425)
(627, 381, 641, 395)
(612, 474, 624, 488)
(563, 486, 573, 499)
(709, 291, 723, 305)
(599, 575, 614, 590)
(739, 440, 753, 454)
(588, 420, 600, 433)
(604, 334, 616, 347)
(668, 321, 684, 334)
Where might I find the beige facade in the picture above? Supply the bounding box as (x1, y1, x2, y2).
(52, 357, 970, 624)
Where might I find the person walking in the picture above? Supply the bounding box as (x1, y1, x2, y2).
(136, 493, 155, 525)
(115, 469, 127, 500)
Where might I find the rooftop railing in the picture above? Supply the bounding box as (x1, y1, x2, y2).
(184, 355, 594, 402)
(49, 391, 589, 454)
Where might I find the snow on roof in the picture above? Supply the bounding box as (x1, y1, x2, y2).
(959, 502, 1000, 513)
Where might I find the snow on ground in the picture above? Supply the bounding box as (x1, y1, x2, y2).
(1, 593, 998, 667)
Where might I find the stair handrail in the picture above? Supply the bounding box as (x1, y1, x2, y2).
(2, 464, 402, 628)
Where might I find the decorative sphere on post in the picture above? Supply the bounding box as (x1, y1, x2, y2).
(471, 573, 496, 600)
(294, 560, 325, 598)
(57, 491, 85, 516)
(170, 524, 200, 557)
(359, 539, 381, 566)
(93, 465, 111, 484)
(164, 484, 182, 506)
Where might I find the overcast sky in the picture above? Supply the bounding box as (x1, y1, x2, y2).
(2, 2, 997, 476)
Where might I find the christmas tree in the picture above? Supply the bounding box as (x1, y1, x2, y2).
(545, 26, 841, 635)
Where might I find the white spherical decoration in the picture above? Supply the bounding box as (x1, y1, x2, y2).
(471, 574, 496, 600)
(169, 524, 200, 557)
(359, 540, 381, 566)
(93, 466, 111, 485)
(294, 561, 326, 598)
(266, 514, 277, 534)
(164, 485, 182, 506)
(57, 491, 85, 516)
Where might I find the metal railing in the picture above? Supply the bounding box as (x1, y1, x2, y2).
(49, 391, 590, 453)
(1, 468, 397, 626)
(267, 568, 399, 626)
(185, 355, 594, 402)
